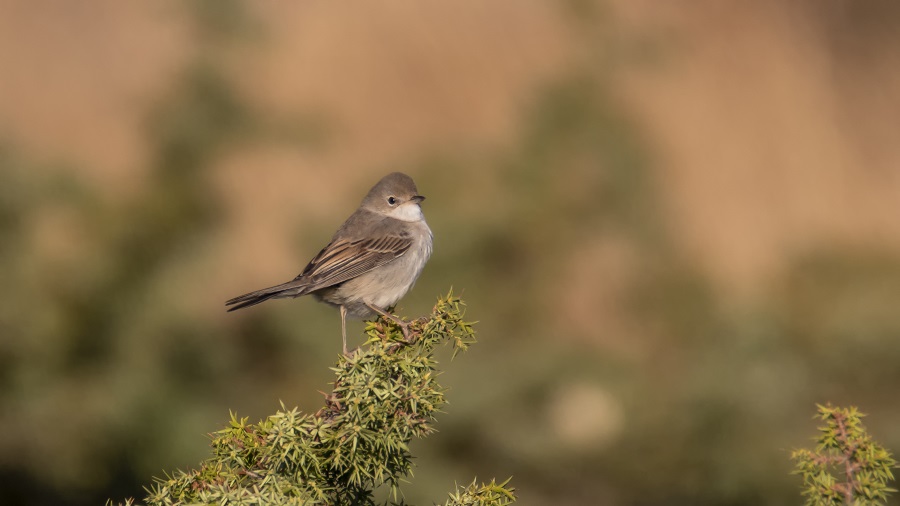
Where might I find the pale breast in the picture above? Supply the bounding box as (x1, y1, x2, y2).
(332, 220, 433, 317)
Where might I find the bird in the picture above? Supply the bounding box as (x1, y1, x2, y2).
(226, 172, 433, 354)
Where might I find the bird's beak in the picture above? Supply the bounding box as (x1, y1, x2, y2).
(411, 195, 425, 203)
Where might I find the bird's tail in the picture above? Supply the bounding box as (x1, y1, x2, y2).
(225, 279, 310, 312)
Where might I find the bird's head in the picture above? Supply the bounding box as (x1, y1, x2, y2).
(362, 172, 426, 222)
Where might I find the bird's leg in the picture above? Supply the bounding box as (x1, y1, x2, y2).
(366, 303, 412, 341)
(340, 305, 348, 355)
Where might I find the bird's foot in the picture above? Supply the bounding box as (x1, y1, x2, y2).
(397, 320, 412, 342)
(385, 313, 413, 341)
(367, 303, 417, 343)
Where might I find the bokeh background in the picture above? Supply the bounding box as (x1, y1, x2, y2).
(2, 1, 900, 505)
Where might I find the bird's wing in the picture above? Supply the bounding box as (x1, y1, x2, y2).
(296, 232, 413, 290)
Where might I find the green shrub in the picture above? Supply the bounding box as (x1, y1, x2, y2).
(792, 404, 896, 506)
(112, 292, 514, 506)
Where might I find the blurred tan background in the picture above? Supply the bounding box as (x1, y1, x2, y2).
(2, 1, 900, 505)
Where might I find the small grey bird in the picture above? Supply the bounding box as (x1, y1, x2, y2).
(226, 172, 433, 354)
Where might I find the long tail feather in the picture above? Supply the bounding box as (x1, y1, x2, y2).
(225, 280, 310, 312)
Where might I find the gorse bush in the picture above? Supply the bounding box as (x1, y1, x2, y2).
(113, 292, 515, 505)
(792, 404, 897, 506)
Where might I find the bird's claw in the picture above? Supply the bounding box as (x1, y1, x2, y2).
(398, 321, 412, 341)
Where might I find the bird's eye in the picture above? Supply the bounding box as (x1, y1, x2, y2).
(387, 196, 398, 206)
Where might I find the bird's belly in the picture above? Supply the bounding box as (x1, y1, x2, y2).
(329, 224, 432, 318)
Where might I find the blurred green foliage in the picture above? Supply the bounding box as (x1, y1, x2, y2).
(1, 1, 899, 506)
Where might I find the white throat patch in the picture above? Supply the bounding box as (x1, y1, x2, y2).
(389, 202, 424, 222)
